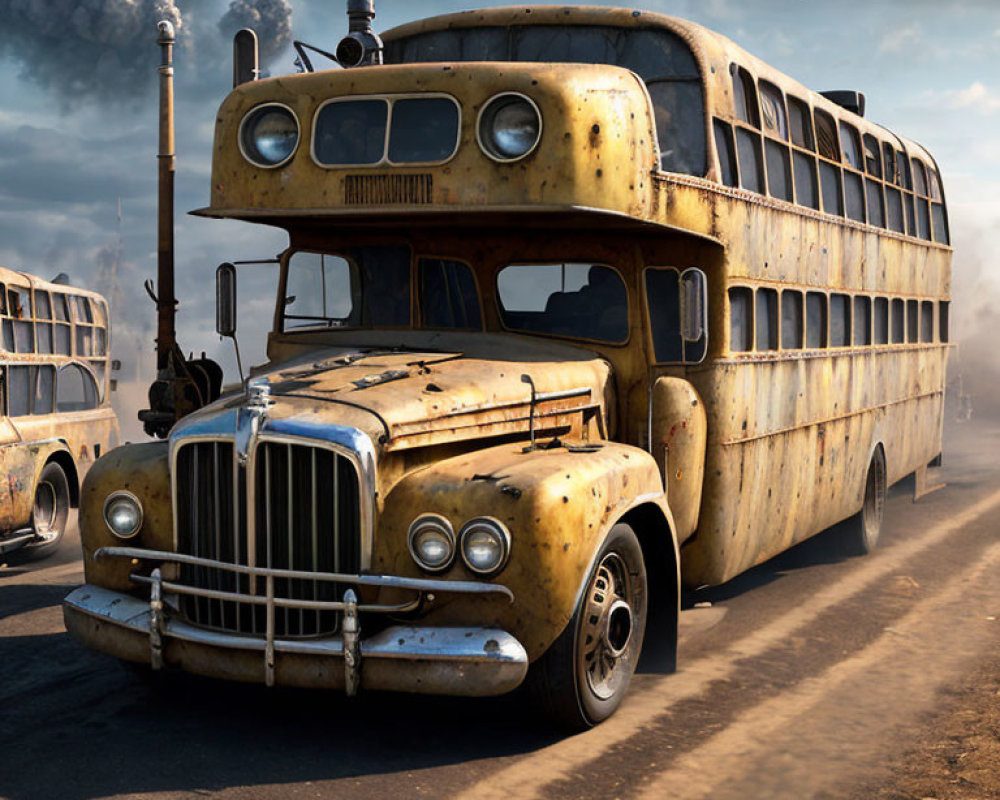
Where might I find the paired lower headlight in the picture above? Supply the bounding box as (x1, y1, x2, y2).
(103, 491, 143, 539)
(239, 103, 300, 168)
(477, 93, 543, 162)
(409, 514, 511, 576)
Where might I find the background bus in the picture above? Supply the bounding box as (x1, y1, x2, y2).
(0, 267, 119, 558)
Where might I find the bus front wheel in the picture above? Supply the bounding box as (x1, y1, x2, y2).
(528, 523, 647, 730)
(846, 448, 887, 555)
(26, 462, 71, 558)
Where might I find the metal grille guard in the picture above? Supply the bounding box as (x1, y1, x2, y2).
(95, 545, 514, 692)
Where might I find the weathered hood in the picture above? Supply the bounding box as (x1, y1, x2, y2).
(255, 344, 613, 451)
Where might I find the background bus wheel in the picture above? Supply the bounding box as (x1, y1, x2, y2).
(528, 523, 647, 730)
(25, 462, 70, 559)
(846, 448, 887, 556)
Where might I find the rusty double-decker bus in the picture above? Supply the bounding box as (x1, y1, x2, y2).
(65, 3, 950, 728)
(0, 268, 119, 558)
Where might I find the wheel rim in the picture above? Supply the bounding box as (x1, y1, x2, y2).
(577, 552, 635, 701)
(862, 454, 886, 543)
(33, 481, 59, 541)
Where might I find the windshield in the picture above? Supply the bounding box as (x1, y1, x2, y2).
(384, 24, 705, 175)
(282, 247, 482, 333)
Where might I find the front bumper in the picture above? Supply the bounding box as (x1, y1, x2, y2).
(63, 548, 528, 697)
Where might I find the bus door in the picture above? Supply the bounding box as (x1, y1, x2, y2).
(644, 266, 709, 543)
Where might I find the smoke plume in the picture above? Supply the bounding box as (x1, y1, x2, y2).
(0, 0, 293, 104)
(217, 0, 293, 66)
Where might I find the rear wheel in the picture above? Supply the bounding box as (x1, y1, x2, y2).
(846, 448, 887, 555)
(528, 523, 647, 730)
(24, 462, 70, 559)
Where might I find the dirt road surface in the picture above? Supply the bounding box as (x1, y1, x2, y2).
(2, 416, 998, 800)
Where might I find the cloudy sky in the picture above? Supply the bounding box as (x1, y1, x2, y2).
(0, 0, 997, 438)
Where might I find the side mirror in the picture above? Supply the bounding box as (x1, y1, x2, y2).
(681, 268, 708, 363)
(216, 262, 237, 338)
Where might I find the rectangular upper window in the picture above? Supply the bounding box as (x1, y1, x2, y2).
(830, 293, 850, 347)
(756, 287, 778, 350)
(874, 297, 889, 344)
(781, 290, 803, 350)
(313, 95, 460, 167)
(806, 291, 827, 348)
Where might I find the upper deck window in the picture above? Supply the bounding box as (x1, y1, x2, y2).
(497, 263, 628, 344)
(839, 122, 862, 170)
(313, 96, 460, 167)
(732, 66, 759, 128)
(385, 25, 705, 176)
(788, 97, 814, 151)
(759, 82, 787, 141)
(814, 109, 839, 162)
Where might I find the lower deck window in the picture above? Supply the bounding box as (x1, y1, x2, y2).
(497, 263, 628, 343)
(728, 287, 753, 352)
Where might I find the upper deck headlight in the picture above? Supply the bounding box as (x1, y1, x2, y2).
(477, 93, 542, 162)
(239, 103, 300, 168)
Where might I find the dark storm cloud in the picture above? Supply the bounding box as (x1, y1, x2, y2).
(0, 0, 293, 105)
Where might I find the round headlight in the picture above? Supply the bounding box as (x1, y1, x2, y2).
(477, 93, 542, 162)
(408, 514, 455, 573)
(239, 104, 300, 168)
(103, 491, 143, 539)
(460, 517, 511, 576)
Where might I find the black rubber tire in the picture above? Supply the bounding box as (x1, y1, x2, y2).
(845, 447, 887, 556)
(23, 461, 71, 560)
(528, 523, 647, 730)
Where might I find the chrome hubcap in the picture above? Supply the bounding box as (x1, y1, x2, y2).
(578, 552, 634, 700)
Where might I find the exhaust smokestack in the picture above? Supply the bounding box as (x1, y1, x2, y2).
(336, 0, 382, 68)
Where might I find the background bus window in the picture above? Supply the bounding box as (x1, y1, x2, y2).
(819, 162, 844, 216)
(939, 302, 950, 342)
(806, 291, 827, 349)
(713, 120, 738, 188)
(853, 296, 872, 345)
(906, 299, 919, 343)
(781, 289, 803, 350)
(862, 134, 882, 178)
(736, 129, 764, 194)
(56, 364, 98, 412)
(891, 298, 905, 343)
(7, 366, 31, 416)
(728, 287, 753, 352)
(839, 122, 862, 170)
(34, 365, 54, 414)
(8, 287, 34, 353)
(419, 259, 482, 331)
(497, 263, 628, 343)
(904, 192, 917, 238)
(829, 293, 850, 347)
(755, 288, 778, 351)
(874, 297, 889, 344)
(920, 301, 934, 343)
(52, 293, 72, 356)
(882, 142, 897, 184)
(644, 268, 682, 362)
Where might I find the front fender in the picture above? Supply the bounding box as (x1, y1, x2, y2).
(79, 442, 173, 593)
(375, 441, 671, 661)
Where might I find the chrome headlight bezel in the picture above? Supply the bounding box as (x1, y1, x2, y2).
(103, 490, 144, 540)
(476, 92, 543, 163)
(459, 516, 511, 576)
(408, 513, 456, 574)
(238, 102, 301, 169)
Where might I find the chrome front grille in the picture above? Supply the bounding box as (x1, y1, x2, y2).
(174, 439, 362, 637)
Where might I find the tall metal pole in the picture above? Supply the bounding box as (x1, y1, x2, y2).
(156, 20, 177, 374)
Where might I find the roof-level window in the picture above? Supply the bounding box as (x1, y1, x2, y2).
(759, 81, 787, 140)
(814, 109, 839, 161)
(385, 26, 706, 176)
(839, 122, 862, 170)
(732, 65, 760, 127)
(788, 96, 814, 151)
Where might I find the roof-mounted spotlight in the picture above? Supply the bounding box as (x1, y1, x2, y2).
(336, 0, 383, 68)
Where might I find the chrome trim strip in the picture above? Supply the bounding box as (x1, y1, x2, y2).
(96, 546, 515, 601)
(128, 573, 422, 613)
